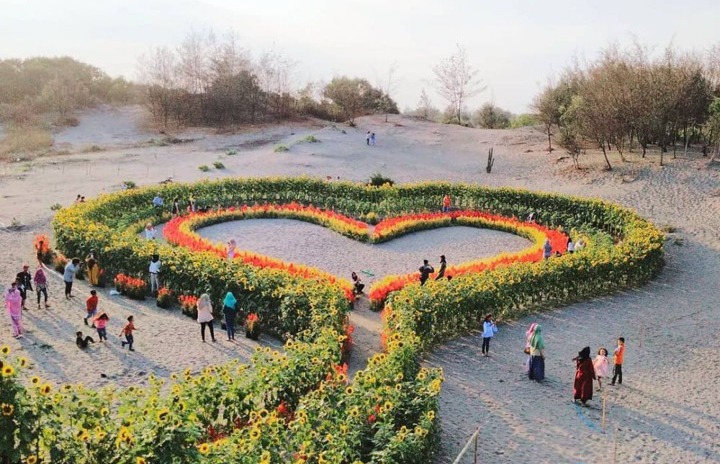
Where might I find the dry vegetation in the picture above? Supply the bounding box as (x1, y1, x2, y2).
(0, 126, 53, 159)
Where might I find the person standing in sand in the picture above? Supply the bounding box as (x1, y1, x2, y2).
(370, 132, 376, 145)
(63, 258, 82, 299)
(4, 281, 24, 338)
(16, 265, 33, 310)
(481, 314, 498, 356)
(33, 267, 50, 309)
(528, 324, 545, 382)
(366, 131, 371, 145)
(197, 293, 216, 343)
(573, 346, 596, 406)
(524, 322, 538, 372)
(593, 347, 609, 390)
(223, 291, 238, 341)
(610, 337, 625, 386)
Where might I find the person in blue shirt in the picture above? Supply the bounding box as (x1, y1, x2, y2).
(481, 314, 498, 356)
(152, 194, 164, 208)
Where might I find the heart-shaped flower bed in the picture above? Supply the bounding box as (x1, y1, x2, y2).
(4, 177, 663, 462)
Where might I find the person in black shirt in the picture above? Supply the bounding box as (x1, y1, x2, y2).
(419, 259, 434, 286)
(435, 255, 447, 280)
(16, 265, 33, 310)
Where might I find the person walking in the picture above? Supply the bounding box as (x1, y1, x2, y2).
(610, 337, 626, 386)
(149, 254, 161, 295)
(418, 260, 434, 286)
(370, 132, 376, 146)
(524, 322, 538, 373)
(33, 267, 50, 309)
(435, 255, 447, 280)
(4, 281, 24, 338)
(84, 290, 99, 327)
(94, 312, 109, 342)
(63, 258, 82, 299)
(593, 347, 610, 390)
(481, 314, 498, 356)
(573, 346, 596, 406)
(119, 315, 137, 351)
(366, 131, 371, 146)
(16, 265, 33, 310)
(223, 291, 238, 341)
(197, 293, 216, 342)
(543, 239, 552, 260)
(528, 324, 545, 382)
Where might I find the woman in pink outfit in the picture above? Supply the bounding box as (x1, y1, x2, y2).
(5, 281, 24, 338)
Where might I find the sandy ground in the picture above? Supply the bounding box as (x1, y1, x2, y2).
(1, 110, 719, 463)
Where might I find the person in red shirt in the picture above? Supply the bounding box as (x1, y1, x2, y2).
(119, 315, 137, 351)
(611, 337, 626, 385)
(84, 290, 99, 328)
(442, 195, 451, 212)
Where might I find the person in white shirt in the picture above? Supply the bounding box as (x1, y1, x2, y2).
(149, 254, 161, 294)
(227, 239, 237, 260)
(144, 223, 156, 240)
(567, 239, 575, 253)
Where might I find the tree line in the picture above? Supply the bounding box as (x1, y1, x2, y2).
(533, 43, 720, 169)
(139, 31, 397, 129)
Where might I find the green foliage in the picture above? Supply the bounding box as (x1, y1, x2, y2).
(122, 180, 137, 190)
(300, 135, 319, 143)
(510, 113, 540, 128)
(273, 144, 289, 153)
(323, 77, 398, 123)
(198, 165, 210, 172)
(225, 149, 237, 156)
(368, 172, 395, 187)
(49, 203, 62, 211)
(212, 161, 225, 169)
(473, 104, 512, 129)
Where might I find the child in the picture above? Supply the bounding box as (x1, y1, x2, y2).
(94, 312, 109, 342)
(593, 347, 610, 390)
(144, 222, 156, 240)
(119, 315, 137, 351)
(610, 337, 625, 386)
(351, 272, 365, 294)
(481, 314, 498, 356)
(34, 267, 50, 309)
(84, 290, 98, 327)
(76, 331, 95, 349)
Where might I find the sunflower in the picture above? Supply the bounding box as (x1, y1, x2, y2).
(136, 457, 147, 464)
(1, 403, 14, 416)
(259, 450, 271, 464)
(345, 386, 354, 395)
(26, 456, 38, 464)
(0, 345, 10, 355)
(40, 384, 52, 395)
(75, 428, 90, 441)
(100, 407, 110, 416)
(197, 443, 210, 455)
(18, 357, 28, 368)
(156, 409, 170, 422)
(30, 376, 41, 385)
(2, 365, 14, 377)
(249, 427, 261, 440)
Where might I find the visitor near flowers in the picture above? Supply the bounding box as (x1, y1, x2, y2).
(119, 315, 137, 351)
(63, 258, 82, 298)
(197, 293, 216, 343)
(226, 239, 237, 260)
(144, 222, 156, 240)
(84, 290, 98, 327)
(418, 259, 434, 286)
(222, 291, 238, 341)
(435, 255, 447, 280)
(33, 267, 50, 309)
(16, 264, 33, 310)
(543, 239, 552, 260)
(528, 324, 545, 382)
(149, 254, 161, 295)
(481, 314, 498, 356)
(351, 271, 365, 294)
(573, 346, 595, 406)
(524, 322, 537, 373)
(4, 281, 24, 338)
(442, 195, 451, 212)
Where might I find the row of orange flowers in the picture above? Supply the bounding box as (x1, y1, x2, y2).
(367, 211, 568, 307)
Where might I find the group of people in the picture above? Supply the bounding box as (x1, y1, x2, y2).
(365, 131, 377, 146)
(523, 323, 626, 406)
(195, 291, 243, 343)
(153, 194, 198, 216)
(419, 255, 447, 285)
(3, 264, 53, 338)
(74, 194, 86, 204)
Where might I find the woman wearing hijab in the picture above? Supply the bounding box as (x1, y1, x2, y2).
(196, 293, 216, 342)
(524, 323, 538, 373)
(528, 324, 545, 382)
(5, 281, 24, 338)
(573, 346, 596, 405)
(222, 291, 238, 341)
(86, 251, 100, 286)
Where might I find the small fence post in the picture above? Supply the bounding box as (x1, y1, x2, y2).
(473, 428, 479, 464)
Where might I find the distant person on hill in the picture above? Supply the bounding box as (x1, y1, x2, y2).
(593, 347, 610, 391)
(223, 291, 238, 341)
(573, 346, 596, 406)
(75, 194, 82, 204)
(80, 196, 85, 203)
(442, 195, 451, 213)
(528, 324, 545, 382)
(366, 131, 371, 145)
(149, 254, 161, 295)
(435, 255, 447, 280)
(76, 331, 95, 349)
(481, 314, 498, 356)
(543, 239, 552, 260)
(418, 259, 434, 286)
(351, 272, 365, 294)
(197, 293, 216, 343)
(144, 222, 156, 240)
(33, 267, 50, 309)
(370, 132, 376, 146)
(4, 281, 24, 338)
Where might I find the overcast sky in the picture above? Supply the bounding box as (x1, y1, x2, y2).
(2, 0, 719, 113)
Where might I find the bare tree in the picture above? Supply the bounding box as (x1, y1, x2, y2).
(432, 44, 485, 125)
(137, 46, 178, 128)
(417, 88, 434, 120)
(376, 62, 399, 122)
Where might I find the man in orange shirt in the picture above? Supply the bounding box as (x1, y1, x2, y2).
(442, 195, 451, 212)
(610, 337, 625, 385)
(84, 290, 99, 328)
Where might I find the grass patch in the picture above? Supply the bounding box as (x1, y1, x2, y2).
(225, 149, 237, 156)
(122, 180, 137, 190)
(50, 203, 62, 211)
(368, 172, 395, 187)
(273, 144, 289, 153)
(0, 126, 53, 158)
(660, 224, 677, 233)
(198, 165, 210, 172)
(212, 161, 226, 169)
(300, 135, 319, 143)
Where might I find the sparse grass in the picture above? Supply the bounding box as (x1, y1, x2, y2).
(81, 145, 104, 153)
(660, 224, 677, 233)
(198, 165, 210, 172)
(212, 161, 226, 169)
(122, 180, 137, 189)
(226, 149, 237, 156)
(50, 203, 62, 211)
(300, 135, 319, 143)
(274, 144, 290, 153)
(0, 126, 53, 158)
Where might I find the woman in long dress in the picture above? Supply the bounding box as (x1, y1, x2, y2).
(86, 251, 100, 286)
(524, 322, 538, 373)
(223, 291, 238, 341)
(528, 324, 545, 382)
(573, 346, 596, 405)
(226, 239, 237, 261)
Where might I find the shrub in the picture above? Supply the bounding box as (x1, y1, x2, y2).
(178, 294, 199, 319)
(122, 180, 137, 190)
(368, 172, 395, 187)
(226, 149, 237, 156)
(53, 253, 68, 274)
(156, 287, 174, 309)
(273, 144, 289, 152)
(0, 126, 53, 158)
(33, 234, 53, 265)
(50, 203, 62, 211)
(198, 165, 210, 172)
(212, 161, 225, 169)
(114, 273, 147, 300)
(301, 135, 319, 143)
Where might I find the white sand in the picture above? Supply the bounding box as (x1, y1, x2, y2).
(1, 111, 719, 463)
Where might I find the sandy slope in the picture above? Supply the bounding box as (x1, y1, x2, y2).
(0, 111, 719, 463)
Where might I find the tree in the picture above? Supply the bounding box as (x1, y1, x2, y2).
(474, 103, 512, 129)
(377, 62, 399, 122)
(322, 77, 395, 124)
(416, 88, 433, 120)
(432, 44, 485, 125)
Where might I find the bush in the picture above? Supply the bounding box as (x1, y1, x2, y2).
(114, 273, 147, 300)
(368, 172, 395, 187)
(156, 287, 174, 309)
(301, 135, 319, 143)
(226, 149, 237, 156)
(122, 180, 137, 190)
(198, 165, 210, 172)
(273, 144, 289, 152)
(212, 161, 225, 169)
(50, 203, 62, 211)
(0, 126, 53, 158)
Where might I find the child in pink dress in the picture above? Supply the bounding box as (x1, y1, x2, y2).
(4, 281, 24, 338)
(593, 347, 610, 390)
(94, 312, 109, 341)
